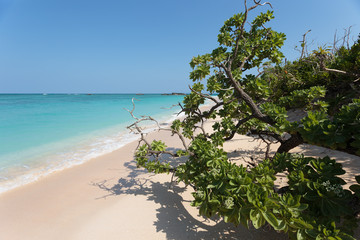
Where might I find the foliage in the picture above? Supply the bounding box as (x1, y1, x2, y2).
(259, 34, 360, 155)
(129, 1, 360, 239)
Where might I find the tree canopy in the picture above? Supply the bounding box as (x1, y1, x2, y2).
(129, 1, 360, 239)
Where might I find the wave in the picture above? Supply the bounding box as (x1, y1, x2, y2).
(0, 98, 213, 194)
(0, 111, 181, 194)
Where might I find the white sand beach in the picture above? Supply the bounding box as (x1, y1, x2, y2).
(0, 117, 359, 240)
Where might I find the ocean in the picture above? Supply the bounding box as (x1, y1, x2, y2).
(0, 94, 185, 194)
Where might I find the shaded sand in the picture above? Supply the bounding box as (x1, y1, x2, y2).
(0, 118, 359, 239)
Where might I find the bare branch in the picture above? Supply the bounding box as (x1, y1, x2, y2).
(124, 98, 140, 120)
(220, 87, 234, 91)
(257, 134, 272, 159)
(160, 128, 190, 152)
(323, 67, 360, 78)
(333, 30, 338, 54)
(127, 115, 161, 133)
(346, 26, 353, 49)
(300, 30, 311, 59)
(161, 104, 180, 110)
(253, 0, 272, 8)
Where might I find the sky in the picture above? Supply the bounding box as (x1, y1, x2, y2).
(0, 0, 359, 93)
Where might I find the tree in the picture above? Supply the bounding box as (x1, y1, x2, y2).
(129, 1, 360, 239)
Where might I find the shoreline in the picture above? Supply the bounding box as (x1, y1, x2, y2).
(0, 113, 288, 240)
(0, 106, 185, 195)
(1, 102, 360, 239)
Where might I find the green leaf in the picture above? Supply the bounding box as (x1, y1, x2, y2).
(297, 229, 307, 240)
(355, 176, 360, 184)
(262, 211, 281, 230)
(338, 232, 356, 240)
(250, 209, 265, 229)
(350, 184, 360, 192)
(290, 218, 313, 229)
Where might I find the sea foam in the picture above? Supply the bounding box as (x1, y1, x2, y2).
(0, 94, 186, 194)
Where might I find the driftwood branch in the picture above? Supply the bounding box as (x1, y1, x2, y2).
(126, 98, 193, 172)
(124, 98, 140, 120)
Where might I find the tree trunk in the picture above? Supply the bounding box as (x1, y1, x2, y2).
(276, 132, 303, 153)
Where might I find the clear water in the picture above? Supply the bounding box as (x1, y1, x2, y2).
(0, 94, 185, 193)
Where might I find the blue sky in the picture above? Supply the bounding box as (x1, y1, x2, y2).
(0, 0, 359, 93)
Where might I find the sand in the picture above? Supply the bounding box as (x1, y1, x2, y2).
(0, 117, 359, 240)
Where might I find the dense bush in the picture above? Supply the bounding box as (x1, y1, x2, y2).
(130, 1, 360, 239)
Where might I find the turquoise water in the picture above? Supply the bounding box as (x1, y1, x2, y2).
(0, 94, 185, 193)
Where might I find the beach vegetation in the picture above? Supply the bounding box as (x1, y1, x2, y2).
(129, 0, 360, 239)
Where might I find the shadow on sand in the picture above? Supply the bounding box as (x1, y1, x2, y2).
(92, 148, 288, 240)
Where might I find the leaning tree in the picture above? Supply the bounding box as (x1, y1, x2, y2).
(129, 1, 360, 239)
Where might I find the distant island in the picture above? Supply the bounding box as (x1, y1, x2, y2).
(161, 93, 186, 96)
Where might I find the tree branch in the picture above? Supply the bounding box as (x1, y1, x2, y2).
(231, 0, 271, 66)
(249, 129, 283, 143)
(188, 85, 219, 104)
(300, 30, 311, 59)
(276, 132, 303, 154)
(225, 115, 254, 140)
(220, 63, 274, 124)
(323, 67, 360, 78)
